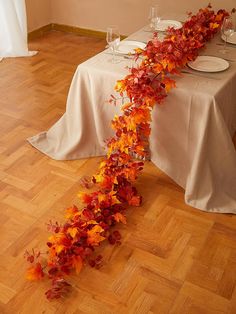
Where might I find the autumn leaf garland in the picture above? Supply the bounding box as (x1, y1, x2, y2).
(25, 5, 229, 300)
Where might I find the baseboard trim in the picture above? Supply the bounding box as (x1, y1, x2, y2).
(52, 23, 106, 39)
(28, 24, 52, 40)
(28, 23, 126, 40)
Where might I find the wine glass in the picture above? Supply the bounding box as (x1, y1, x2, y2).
(148, 5, 161, 31)
(106, 26, 120, 63)
(220, 16, 235, 54)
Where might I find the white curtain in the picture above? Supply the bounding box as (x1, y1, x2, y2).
(0, 0, 37, 59)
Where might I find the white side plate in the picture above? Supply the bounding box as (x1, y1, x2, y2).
(115, 41, 146, 55)
(187, 56, 229, 72)
(154, 20, 182, 31)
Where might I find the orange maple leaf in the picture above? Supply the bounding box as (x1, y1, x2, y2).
(215, 13, 223, 22)
(65, 205, 80, 220)
(78, 192, 93, 204)
(167, 61, 176, 72)
(145, 97, 156, 107)
(153, 63, 164, 73)
(26, 262, 44, 281)
(71, 256, 83, 274)
(97, 193, 107, 203)
(87, 225, 106, 246)
(113, 213, 127, 224)
(162, 77, 176, 92)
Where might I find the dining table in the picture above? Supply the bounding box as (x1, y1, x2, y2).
(28, 24, 236, 214)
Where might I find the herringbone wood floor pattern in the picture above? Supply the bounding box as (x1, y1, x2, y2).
(0, 31, 236, 314)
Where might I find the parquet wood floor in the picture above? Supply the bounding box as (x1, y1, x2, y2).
(0, 31, 236, 314)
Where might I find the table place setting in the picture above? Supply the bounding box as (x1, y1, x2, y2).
(144, 5, 183, 33)
(218, 15, 236, 54)
(179, 53, 236, 80)
(182, 16, 236, 77)
(105, 25, 146, 64)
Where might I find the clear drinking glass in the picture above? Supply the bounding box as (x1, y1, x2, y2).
(106, 26, 120, 63)
(148, 5, 161, 31)
(220, 16, 235, 54)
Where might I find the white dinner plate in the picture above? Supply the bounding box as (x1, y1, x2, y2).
(221, 32, 236, 45)
(114, 41, 146, 55)
(187, 56, 229, 72)
(154, 20, 182, 31)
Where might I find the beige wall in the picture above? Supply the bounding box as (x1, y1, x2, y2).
(26, 0, 235, 35)
(26, 0, 51, 32)
(50, 0, 236, 35)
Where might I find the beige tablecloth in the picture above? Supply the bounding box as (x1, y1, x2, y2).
(28, 30, 236, 213)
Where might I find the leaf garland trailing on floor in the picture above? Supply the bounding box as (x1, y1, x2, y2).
(24, 5, 232, 300)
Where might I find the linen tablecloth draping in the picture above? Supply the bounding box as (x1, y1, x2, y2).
(0, 0, 36, 58)
(28, 29, 236, 214)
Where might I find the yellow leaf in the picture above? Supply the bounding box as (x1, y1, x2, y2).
(87, 225, 105, 246)
(98, 193, 107, 203)
(87, 220, 98, 225)
(48, 235, 57, 244)
(65, 205, 79, 219)
(94, 173, 104, 183)
(210, 22, 219, 29)
(89, 225, 104, 233)
(161, 59, 168, 70)
(67, 227, 78, 239)
(115, 80, 125, 92)
(111, 195, 121, 205)
(135, 47, 144, 54)
(77, 191, 85, 200)
(99, 161, 106, 169)
(55, 244, 65, 254)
